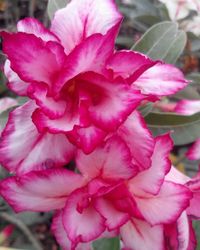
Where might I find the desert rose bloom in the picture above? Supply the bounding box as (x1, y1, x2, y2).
(0, 0, 188, 176)
(0, 129, 192, 250)
(158, 0, 200, 20)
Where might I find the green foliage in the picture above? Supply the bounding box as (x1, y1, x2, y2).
(92, 237, 120, 250)
(132, 21, 187, 64)
(145, 112, 200, 145)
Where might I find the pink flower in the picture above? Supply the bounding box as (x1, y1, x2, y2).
(0, 0, 188, 174)
(175, 100, 200, 116)
(0, 126, 192, 249)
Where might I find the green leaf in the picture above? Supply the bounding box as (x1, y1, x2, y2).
(132, 21, 177, 58)
(163, 30, 187, 64)
(47, 0, 68, 20)
(132, 21, 186, 63)
(93, 237, 120, 250)
(145, 112, 200, 145)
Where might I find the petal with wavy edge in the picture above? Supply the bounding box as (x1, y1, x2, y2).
(76, 136, 136, 181)
(120, 219, 164, 250)
(118, 111, 154, 170)
(164, 212, 192, 250)
(4, 60, 29, 96)
(129, 134, 173, 195)
(0, 169, 85, 212)
(28, 84, 67, 119)
(32, 108, 79, 134)
(186, 178, 200, 218)
(63, 189, 106, 246)
(106, 50, 156, 82)
(134, 63, 188, 96)
(67, 125, 107, 154)
(55, 25, 120, 94)
(131, 181, 192, 225)
(175, 100, 200, 116)
(0, 101, 75, 175)
(1, 32, 65, 86)
(50, 0, 122, 54)
(186, 138, 200, 160)
(52, 211, 92, 250)
(17, 17, 58, 42)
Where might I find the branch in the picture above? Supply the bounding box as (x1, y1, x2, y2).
(0, 212, 43, 250)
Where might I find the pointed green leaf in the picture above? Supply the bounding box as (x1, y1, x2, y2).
(47, 0, 68, 20)
(145, 112, 200, 145)
(132, 21, 178, 59)
(163, 30, 187, 64)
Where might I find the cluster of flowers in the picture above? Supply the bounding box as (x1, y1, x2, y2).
(0, 0, 200, 249)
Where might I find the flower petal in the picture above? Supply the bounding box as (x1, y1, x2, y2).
(32, 108, 79, 134)
(67, 125, 107, 154)
(186, 178, 200, 218)
(175, 100, 200, 116)
(0, 101, 75, 175)
(129, 134, 173, 195)
(52, 211, 92, 250)
(164, 212, 193, 250)
(76, 136, 136, 181)
(4, 60, 29, 96)
(79, 72, 144, 131)
(17, 17, 58, 42)
(186, 138, 200, 160)
(106, 50, 156, 82)
(63, 189, 106, 246)
(131, 181, 192, 225)
(0, 169, 85, 212)
(50, 0, 122, 53)
(2, 32, 65, 86)
(94, 197, 130, 230)
(118, 111, 154, 170)
(120, 219, 164, 250)
(166, 166, 190, 184)
(28, 84, 67, 119)
(134, 63, 188, 97)
(55, 26, 120, 94)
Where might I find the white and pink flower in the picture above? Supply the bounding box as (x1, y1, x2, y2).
(0, 0, 188, 176)
(0, 1, 195, 249)
(0, 128, 192, 249)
